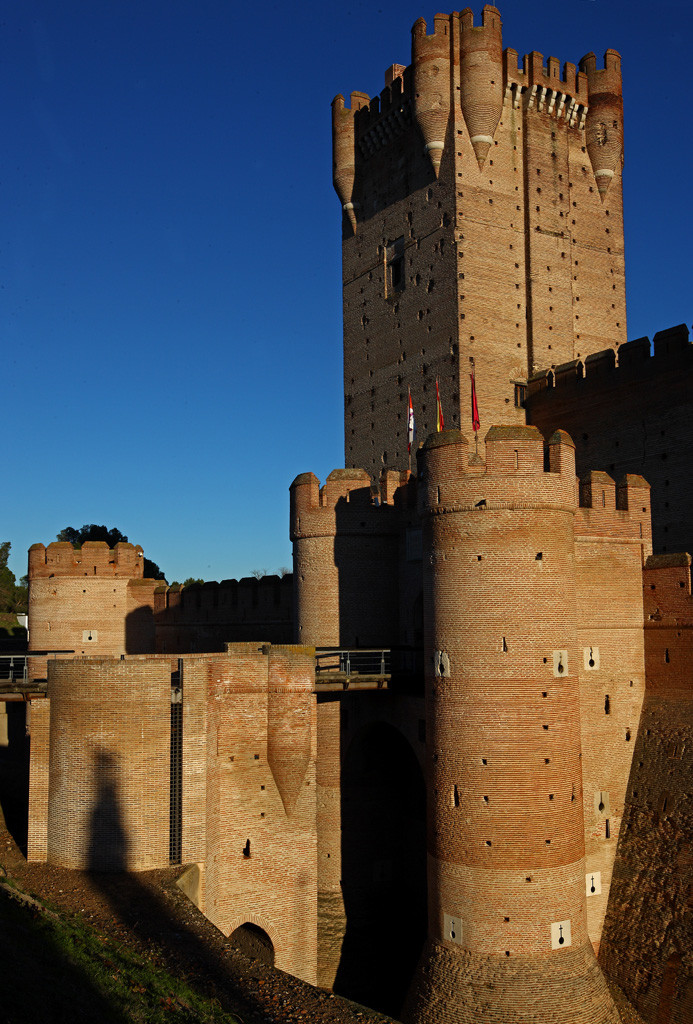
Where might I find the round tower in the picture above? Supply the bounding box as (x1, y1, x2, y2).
(411, 14, 452, 177)
(458, 6, 504, 169)
(404, 426, 619, 1024)
(290, 467, 400, 648)
(579, 50, 623, 200)
(46, 656, 171, 871)
(27, 541, 151, 683)
(332, 95, 358, 232)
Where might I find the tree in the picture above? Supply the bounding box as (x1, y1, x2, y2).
(0, 542, 28, 614)
(56, 525, 166, 581)
(57, 525, 127, 548)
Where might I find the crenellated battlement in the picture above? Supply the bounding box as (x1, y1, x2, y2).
(502, 48, 586, 99)
(420, 424, 571, 477)
(527, 324, 692, 400)
(415, 427, 651, 554)
(643, 553, 692, 625)
(154, 573, 292, 616)
(331, 6, 623, 230)
(502, 48, 589, 127)
(290, 467, 410, 541)
(575, 471, 652, 550)
(29, 541, 145, 579)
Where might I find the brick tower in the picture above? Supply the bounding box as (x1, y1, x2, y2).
(403, 425, 620, 1024)
(28, 541, 157, 681)
(333, 7, 625, 478)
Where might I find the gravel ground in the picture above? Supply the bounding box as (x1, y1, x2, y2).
(0, 812, 398, 1024)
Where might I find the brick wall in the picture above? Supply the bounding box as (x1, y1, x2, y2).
(27, 541, 155, 681)
(315, 696, 345, 988)
(26, 697, 50, 862)
(42, 657, 171, 871)
(527, 324, 693, 557)
(27, 644, 321, 985)
(599, 556, 692, 1024)
(291, 468, 404, 647)
(153, 575, 293, 651)
(27, 541, 294, 678)
(335, 10, 625, 479)
(201, 644, 318, 985)
(404, 425, 621, 1024)
(574, 472, 651, 951)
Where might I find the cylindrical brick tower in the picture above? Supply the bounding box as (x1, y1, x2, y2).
(411, 13, 453, 176)
(45, 656, 171, 871)
(27, 541, 156, 682)
(580, 49, 623, 200)
(290, 468, 400, 648)
(404, 426, 619, 1024)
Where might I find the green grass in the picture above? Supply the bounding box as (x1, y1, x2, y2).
(0, 881, 242, 1024)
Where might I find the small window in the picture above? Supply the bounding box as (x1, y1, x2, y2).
(386, 237, 405, 296)
(514, 383, 526, 408)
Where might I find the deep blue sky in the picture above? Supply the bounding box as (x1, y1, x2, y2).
(4, 0, 691, 584)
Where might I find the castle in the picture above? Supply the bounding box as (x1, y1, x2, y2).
(21, 8, 692, 1024)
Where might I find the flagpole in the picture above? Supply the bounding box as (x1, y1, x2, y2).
(407, 388, 414, 475)
(470, 357, 480, 458)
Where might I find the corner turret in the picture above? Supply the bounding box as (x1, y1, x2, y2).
(458, 5, 504, 169)
(411, 14, 452, 177)
(580, 50, 623, 199)
(332, 94, 359, 232)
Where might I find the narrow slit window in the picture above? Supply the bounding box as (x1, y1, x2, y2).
(386, 237, 405, 296)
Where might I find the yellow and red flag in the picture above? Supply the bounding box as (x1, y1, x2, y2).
(436, 380, 444, 432)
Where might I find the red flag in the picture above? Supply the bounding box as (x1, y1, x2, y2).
(407, 389, 415, 453)
(470, 372, 480, 433)
(436, 380, 444, 432)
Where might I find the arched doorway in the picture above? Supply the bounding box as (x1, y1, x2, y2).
(229, 922, 275, 967)
(335, 721, 426, 1016)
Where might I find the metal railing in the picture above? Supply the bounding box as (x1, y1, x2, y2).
(0, 656, 28, 685)
(315, 648, 391, 678)
(0, 650, 74, 693)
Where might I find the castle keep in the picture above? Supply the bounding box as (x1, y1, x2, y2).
(335, 6, 625, 476)
(19, 8, 692, 1024)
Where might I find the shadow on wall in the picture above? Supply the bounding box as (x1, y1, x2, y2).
(334, 489, 400, 649)
(335, 720, 427, 1018)
(88, 749, 129, 873)
(125, 605, 155, 654)
(0, 702, 30, 855)
(598, 694, 693, 1024)
(76, 754, 338, 1024)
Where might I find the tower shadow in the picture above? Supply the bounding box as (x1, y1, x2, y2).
(88, 748, 128, 872)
